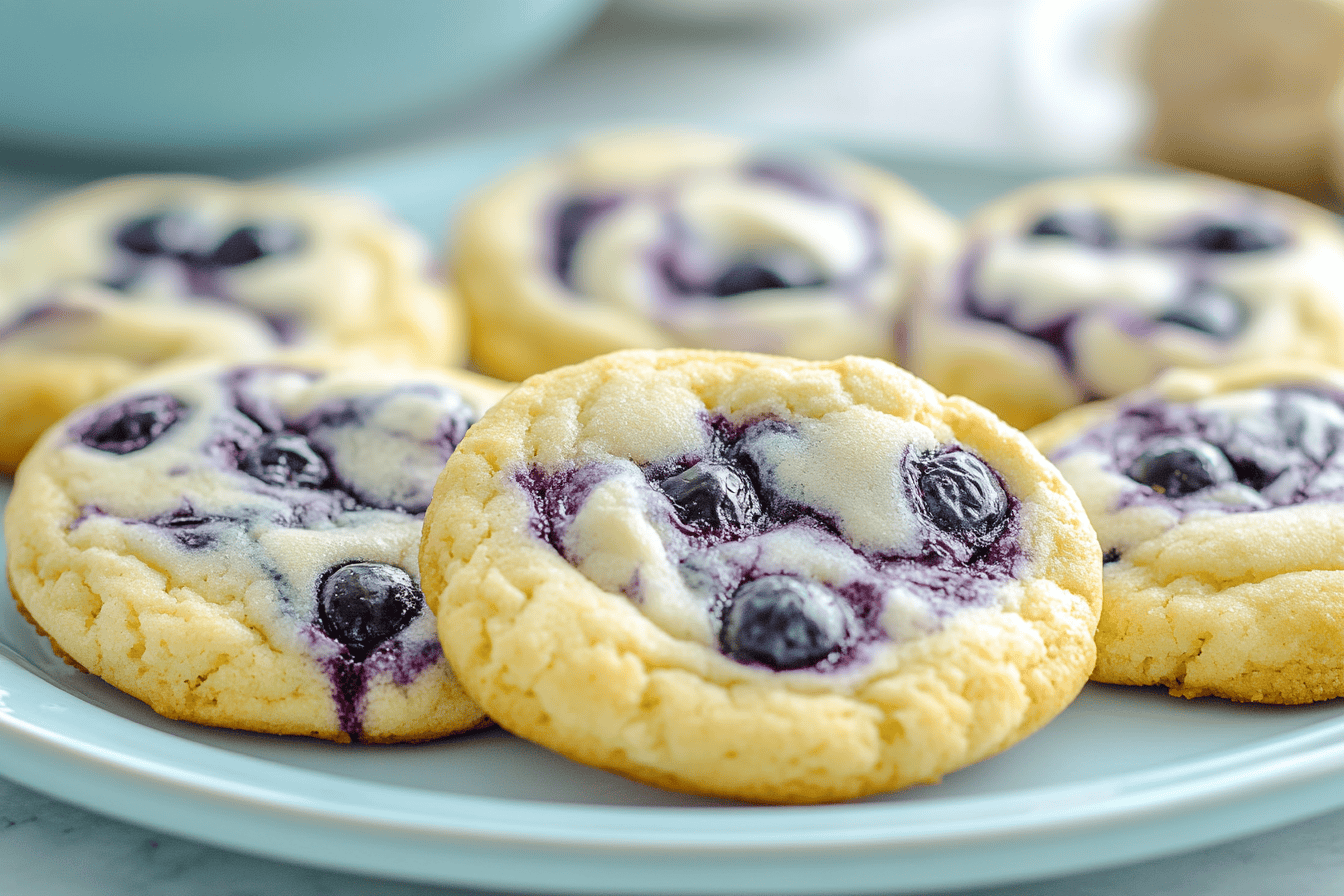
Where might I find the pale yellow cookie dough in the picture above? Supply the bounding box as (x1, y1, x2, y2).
(421, 349, 1101, 803)
(0, 174, 466, 473)
(6, 360, 507, 742)
(1032, 360, 1344, 703)
(451, 129, 959, 382)
(907, 173, 1344, 430)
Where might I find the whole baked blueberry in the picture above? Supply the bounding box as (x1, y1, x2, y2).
(917, 450, 1010, 544)
(77, 394, 186, 454)
(659, 461, 762, 531)
(1126, 437, 1234, 496)
(317, 562, 422, 661)
(239, 433, 329, 489)
(719, 575, 850, 670)
(1027, 210, 1117, 249)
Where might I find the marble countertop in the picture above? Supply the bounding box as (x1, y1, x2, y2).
(5, 1, 1344, 893)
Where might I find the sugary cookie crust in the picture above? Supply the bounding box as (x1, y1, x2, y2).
(6, 360, 507, 742)
(1031, 360, 1344, 703)
(451, 129, 958, 382)
(0, 174, 466, 474)
(908, 173, 1344, 430)
(421, 349, 1101, 802)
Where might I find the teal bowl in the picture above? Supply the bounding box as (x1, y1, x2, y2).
(0, 0, 605, 158)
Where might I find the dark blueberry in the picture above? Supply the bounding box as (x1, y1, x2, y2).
(1126, 437, 1234, 496)
(113, 214, 169, 256)
(206, 224, 302, 267)
(916, 451, 1010, 544)
(1102, 547, 1121, 564)
(1157, 285, 1246, 339)
(711, 261, 791, 297)
(317, 562, 422, 661)
(719, 575, 850, 670)
(77, 394, 185, 454)
(1028, 210, 1117, 249)
(1166, 219, 1289, 254)
(240, 433, 329, 488)
(659, 461, 762, 531)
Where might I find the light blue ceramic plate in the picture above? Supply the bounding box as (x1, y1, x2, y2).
(3, 138, 1344, 894)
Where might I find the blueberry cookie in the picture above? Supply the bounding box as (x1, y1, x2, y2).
(906, 173, 1344, 430)
(421, 349, 1100, 802)
(451, 129, 958, 382)
(0, 174, 465, 473)
(1031, 360, 1344, 703)
(6, 361, 507, 742)
(1141, 0, 1344, 198)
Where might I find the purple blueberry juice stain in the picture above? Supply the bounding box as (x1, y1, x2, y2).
(74, 393, 186, 454)
(99, 211, 306, 344)
(68, 366, 473, 741)
(549, 160, 884, 312)
(521, 413, 1023, 672)
(1052, 384, 1344, 516)
(550, 195, 623, 286)
(309, 561, 438, 740)
(956, 204, 1291, 382)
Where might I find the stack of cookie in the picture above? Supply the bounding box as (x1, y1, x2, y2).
(7, 127, 1344, 804)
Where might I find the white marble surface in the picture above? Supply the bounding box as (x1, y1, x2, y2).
(5, 1, 1344, 893)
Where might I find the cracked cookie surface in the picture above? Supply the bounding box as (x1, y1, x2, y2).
(420, 349, 1101, 802)
(6, 360, 507, 742)
(1032, 360, 1344, 703)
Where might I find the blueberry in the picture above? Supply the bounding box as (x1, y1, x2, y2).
(77, 393, 185, 454)
(1102, 547, 1121, 564)
(113, 214, 169, 256)
(240, 433, 329, 488)
(719, 575, 850, 670)
(1126, 437, 1233, 496)
(659, 461, 762, 531)
(711, 261, 791, 297)
(916, 451, 1010, 544)
(1157, 285, 1246, 339)
(1168, 219, 1288, 254)
(1028, 210, 1116, 249)
(317, 562, 422, 661)
(207, 224, 302, 267)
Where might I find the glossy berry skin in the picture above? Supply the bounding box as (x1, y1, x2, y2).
(1126, 437, 1234, 496)
(240, 433, 329, 489)
(719, 575, 850, 670)
(317, 562, 422, 661)
(78, 394, 185, 454)
(917, 450, 1010, 545)
(659, 461, 762, 531)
